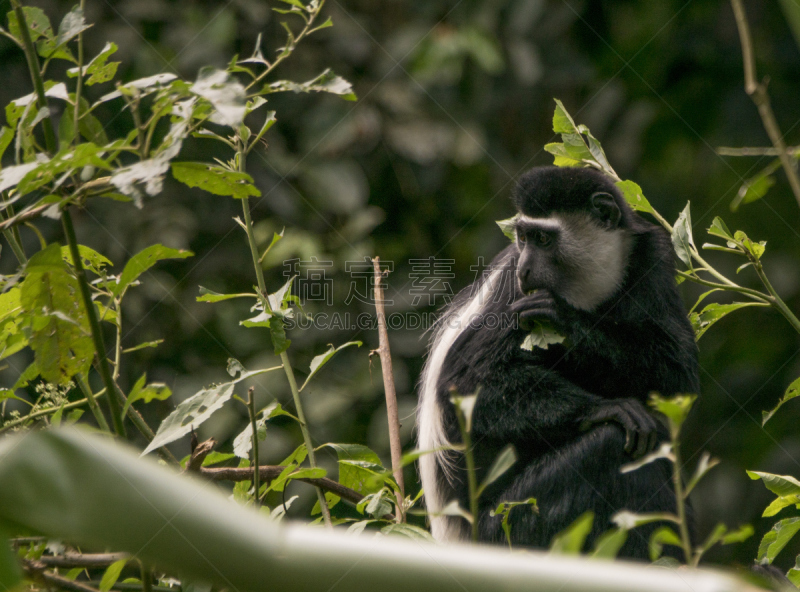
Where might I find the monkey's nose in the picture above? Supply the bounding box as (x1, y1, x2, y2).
(518, 268, 536, 295)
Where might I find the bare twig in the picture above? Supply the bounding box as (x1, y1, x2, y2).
(371, 257, 405, 522)
(38, 553, 129, 568)
(730, 0, 800, 208)
(24, 559, 102, 592)
(717, 145, 800, 157)
(185, 437, 216, 473)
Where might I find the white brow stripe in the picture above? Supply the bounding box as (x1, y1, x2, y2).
(516, 215, 562, 230)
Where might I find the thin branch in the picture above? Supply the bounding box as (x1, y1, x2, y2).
(10, 0, 56, 154)
(730, 0, 800, 208)
(247, 386, 260, 505)
(24, 560, 101, 592)
(38, 553, 128, 568)
(62, 209, 126, 437)
(371, 257, 405, 522)
(717, 145, 800, 156)
(236, 137, 331, 526)
(201, 465, 394, 520)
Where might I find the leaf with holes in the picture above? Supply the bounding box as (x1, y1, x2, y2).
(265, 69, 356, 101)
(61, 245, 112, 276)
(20, 244, 93, 384)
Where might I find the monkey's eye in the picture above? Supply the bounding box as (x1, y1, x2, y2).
(535, 231, 552, 247)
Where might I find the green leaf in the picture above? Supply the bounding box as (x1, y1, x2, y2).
(648, 393, 696, 430)
(747, 471, 800, 499)
(763, 376, 800, 426)
(196, 287, 256, 303)
(731, 162, 778, 212)
(550, 511, 593, 555)
(648, 526, 683, 562)
(258, 228, 283, 263)
(0, 528, 21, 591)
(232, 401, 296, 459)
(476, 445, 516, 498)
(20, 244, 93, 384)
(615, 180, 654, 214)
(121, 340, 164, 354)
(690, 302, 762, 341)
(311, 492, 340, 516)
(68, 42, 119, 86)
(99, 558, 127, 592)
(112, 244, 193, 297)
(121, 374, 172, 416)
(561, 132, 593, 163)
(171, 162, 261, 199)
(277, 0, 306, 9)
(670, 202, 694, 268)
(552, 98, 578, 134)
(54, 6, 89, 47)
(684, 451, 720, 496)
(324, 443, 386, 496)
(265, 69, 357, 101)
(590, 528, 628, 560)
(721, 524, 754, 545)
(495, 214, 519, 241)
(143, 365, 281, 454)
(299, 341, 362, 391)
(762, 495, 800, 518)
(7, 6, 52, 43)
(520, 320, 565, 351)
(707, 216, 733, 241)
(756, 517, 800, 565)
(61, 244, 113, 276)
(381, 523, 436, 542)
(787, 555, 800, 587)
(0, 126, 14, 164)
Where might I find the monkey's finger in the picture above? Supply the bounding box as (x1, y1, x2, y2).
(648, 431, 658, 454)
(623, 428, 633, 453)
(635, 430, 649, 458)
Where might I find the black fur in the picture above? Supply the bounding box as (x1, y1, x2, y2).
(428, 166, 699, 559)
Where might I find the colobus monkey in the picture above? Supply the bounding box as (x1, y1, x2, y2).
(417, 166, 698, 559)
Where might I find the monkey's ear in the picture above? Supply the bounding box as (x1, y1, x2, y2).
(590, 192, 622, 228)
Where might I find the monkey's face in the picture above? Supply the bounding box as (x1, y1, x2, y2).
(514, 193, 632, 311)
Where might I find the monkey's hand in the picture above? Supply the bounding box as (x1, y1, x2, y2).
(510, 291, 560, 332)
(579, 398, 659, 458)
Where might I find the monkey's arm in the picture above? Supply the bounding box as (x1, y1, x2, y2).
(470, 362, 658, 457)
(511, 292, 699, 397)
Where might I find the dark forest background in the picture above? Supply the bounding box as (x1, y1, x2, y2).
(2, 0, 800, 569)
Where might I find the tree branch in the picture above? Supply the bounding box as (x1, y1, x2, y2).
(730, 0, 800, 208)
